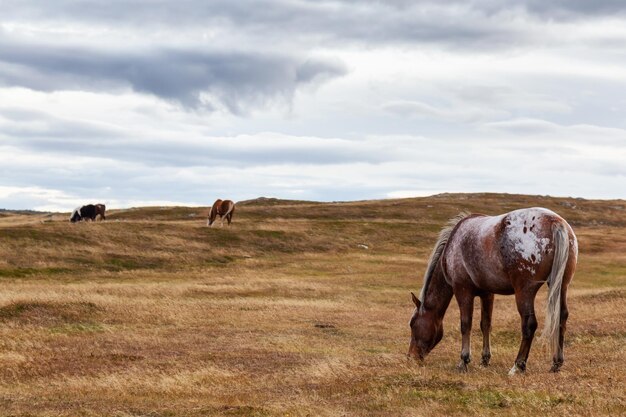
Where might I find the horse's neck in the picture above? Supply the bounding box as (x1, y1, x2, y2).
(423, 261, 453, 318)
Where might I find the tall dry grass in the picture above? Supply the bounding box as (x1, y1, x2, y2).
(0, 193, 624, 416)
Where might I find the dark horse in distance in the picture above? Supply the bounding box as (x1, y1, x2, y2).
(408, 208, 577, 374)
(207, 199, 235, 227)
(70, 203, 106, 222)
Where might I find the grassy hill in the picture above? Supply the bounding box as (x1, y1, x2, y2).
(0, 193, 624, 416)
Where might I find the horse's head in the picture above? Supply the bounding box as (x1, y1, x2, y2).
(69, 208, 82, 223)
(408, 292, 444, 361)
(207, 202, 220, 226)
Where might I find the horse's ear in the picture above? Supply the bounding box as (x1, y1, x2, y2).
(411, 292, 421, 309)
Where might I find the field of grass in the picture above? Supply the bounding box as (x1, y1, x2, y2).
(0, 193, 624, 416)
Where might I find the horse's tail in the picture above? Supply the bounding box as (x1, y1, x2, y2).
(542, 222, 569, 357)
(224, 201, 235, 217)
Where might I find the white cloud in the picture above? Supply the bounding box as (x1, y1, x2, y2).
(1, 1, 626, 209)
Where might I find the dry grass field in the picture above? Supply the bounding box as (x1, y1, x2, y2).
(0, 193, 624, 416)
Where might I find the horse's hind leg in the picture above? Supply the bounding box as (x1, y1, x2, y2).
(455, 289, 475, 372)
(510, 287, 540, 375)
(479, 293, 494, 367)
(551, 288, 569, 372)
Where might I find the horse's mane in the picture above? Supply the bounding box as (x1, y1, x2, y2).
(418, 212, 471, 302)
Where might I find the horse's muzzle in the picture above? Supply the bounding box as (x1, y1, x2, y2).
(406, 348, 424, 362)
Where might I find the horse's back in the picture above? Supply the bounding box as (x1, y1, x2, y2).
(218, 200, 233, 213)
(443, 208, 576, 294)
(80, 204, 97, 219)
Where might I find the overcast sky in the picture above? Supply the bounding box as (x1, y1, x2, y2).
(1, 1, 625, 211)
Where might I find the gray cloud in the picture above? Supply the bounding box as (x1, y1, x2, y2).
(0, 107, 395, 167)
(3, 1, 625, 51)
(382, 100, 509, 123)
(0, 108, 121, 139)
(3, 128, 624, 211)
(0, 2, 560, 53)
(0, 35, 346, 111)
(482, 118, 626, 146)
(514, 0, 626, 18)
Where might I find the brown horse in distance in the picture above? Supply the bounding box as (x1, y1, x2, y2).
(408, 208, 577, 374)
(208, 199, 235, 227)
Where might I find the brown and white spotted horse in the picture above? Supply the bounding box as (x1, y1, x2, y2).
(408, 208, 577, 374)
(207, 199, 236, 227)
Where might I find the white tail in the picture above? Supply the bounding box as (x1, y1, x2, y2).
(542, 222, 569, 357)
(223, 202, 235, 218)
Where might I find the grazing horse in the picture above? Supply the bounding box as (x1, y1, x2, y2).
(95, 203, 106, 220)
(207, 199, 235, 227)
(70, 204, 98, 222)
(408, 208, 577, 374)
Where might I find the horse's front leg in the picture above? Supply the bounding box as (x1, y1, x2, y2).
(510, 289, 539, 375)
(479, 293, 494, 367)
(455, 290, 475, 372)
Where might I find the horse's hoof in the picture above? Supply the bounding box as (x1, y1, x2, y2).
(550, 363, 562, 373)
(457, 361, 469, 373)
(480, 355, 491, 367)
(508, 364, 525, 376)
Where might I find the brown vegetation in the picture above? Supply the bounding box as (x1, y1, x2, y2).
(0, 193, 624, 416)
